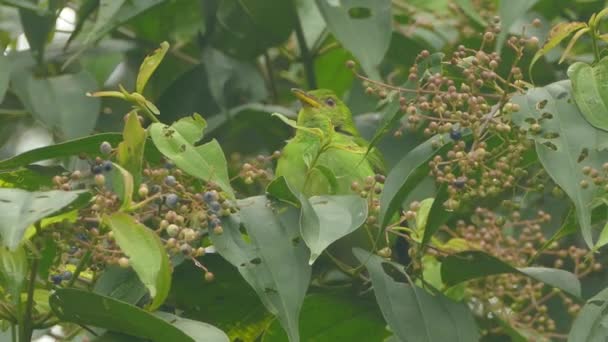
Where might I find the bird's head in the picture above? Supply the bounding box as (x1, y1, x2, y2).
(292, 88, 358, 136)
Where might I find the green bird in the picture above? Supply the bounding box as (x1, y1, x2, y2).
(275, 88, 385, 197)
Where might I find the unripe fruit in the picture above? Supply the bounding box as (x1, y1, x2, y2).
(100, 141, 113, 155)
(118, 257, 130, 268)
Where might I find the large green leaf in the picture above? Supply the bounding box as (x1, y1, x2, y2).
(102, 213, 171, 311)
(496, 0, 540, 54)
(136, 41, 169, 94)
(568, 58, 608, 131)
(12, 70, 101, 141)
(155, 312, 231, 342)
(315, 0, 392, 78)
(511, 80, 608, 248)
(149, 116, 234, 198)
(50, 288, 228, 342)
(0, 245, 27, 303)
(262, 292, 390, 341)
(0, 165, 64, 190)
(300, 195, 367, 264)
(441, 251, 581, 298)
(18, 0, 59, 63)
(212, 197, 311, 342)
(0, 188, 89, 250)
(568, 287, 608, 342)
(353, 249, 480, 342)
(379, 136, 454, 228)
(93, 266, 148, 305)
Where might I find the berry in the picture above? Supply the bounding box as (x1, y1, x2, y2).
(165, 194, 179, 208)
(51, 274, 63, 285)
(203, 190, 218, 203)
(94, 174, 105, 187)
(62, 271, 73, 280)
(450, 128, 462, 141)
(100, 141, 113, 155)
(165, 175, 177, 187)
(164, 161, 175, 169)
(118, 257, 130, 268)
(209, 201, 221, 213)
(91, 165, 103, 174)
(102, 161, 113, 172)
(204, 272, 215, 282)
(453, 177, 467, 189)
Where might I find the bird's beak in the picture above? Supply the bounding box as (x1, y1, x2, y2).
(291, 88, 321, 108)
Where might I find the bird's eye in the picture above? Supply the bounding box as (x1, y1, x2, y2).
(325, 98, 336, 107)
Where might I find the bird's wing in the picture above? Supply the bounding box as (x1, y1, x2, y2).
(353, 136, 386, 174)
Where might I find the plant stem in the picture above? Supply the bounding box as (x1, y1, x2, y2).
(20, 257, 39, 342)
(591, 30, 601, 63)
(263, 51, 279, 102)
(67, 250, 92, 288)
(293, 12, 317, 89)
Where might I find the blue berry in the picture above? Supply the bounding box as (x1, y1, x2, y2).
(62, 271, 73, 280)
(51, 274, 62, 285)
(165, 193, 179, 208)
(165, 175, 177, 187)
(164, 161, 175, 169)
(102, 161, 113, 172)
(450, 129, 462, 141)
(68, 246, 78, 254)
(100, 141, 113, 155)
(150, 185, 162, 194)
(203, 190, 218, 203)
(452, 177, 467, 189)
(209, 201, 221, 212)
(91, 165, 103, 174)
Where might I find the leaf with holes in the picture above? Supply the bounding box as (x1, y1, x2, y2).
(315, 0, 392, 78)
(0, 188, 90, 250)
(511, 80, 608, 248)
(568, 287, 608, 341)
(211, 196, 311, 342)
(299, 195, 367, 264)
(441, 251, 581, 298)
(568, 58, 608, 131)
(137, 41, 169, 94)
(353, 249, 480, 342)
(149, 115, 234, 198)
(102, 213, 171, 311)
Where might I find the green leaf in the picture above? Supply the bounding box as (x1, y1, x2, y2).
(453, 0, 487, 27)
(0, 165, 64, 190)
(137, 41, 170, 94)
(420, 184, 451, 246)
(530, 21, 587, 73)
(568, 58, 608, 131)
(149, 117, 234, 198)
(496, 0, 540, 54)
(300, 195, 367, 264)
(18, 0, 58, 63)
(568, 287, 608, 342)
(511, 80, 608, 248)
(0, 54, 10, 102)
(50, 288, 228, 342)
(117, 112, 147, 189)
(156, 312, 230, 342)
(93, 266, 148, 305)
(212, 197, 311, 342)
(441, 251, 581, 298)
(266, 176, 301, 208)
(353, 249, 480, 342)
(109, 163, 134, 210)
(315, 0, 392, 78)
(102, 213, 171, 311)
(595, 221, 608, 250)
(379, 136, 454, 228)
(261, 292, 390, 341)
(0, 188, 90, 250)
(0, 245, 27, 303)
(1, 0, 48, 11)
(84, 0, 127, 45)
(12, 70, 101, 141)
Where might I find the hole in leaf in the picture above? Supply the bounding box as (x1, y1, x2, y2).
(542, 142, 557, 151)
(292, 236, 301, 246)
(381, 262, 408, 284)
(536, 99, 548, 110)
(348, 7, 372, 19)
(264, 287, 278, 294)
(543, 132, 560, 139)
(524, 118, 536, 124)
(578, 148, 589, 163)
(35, 195, 50, 199)
(541, 112, 553, 120)
(250, 257, 262, 265)
(0, 199, 10, 203)
(557, 92, 568, 100)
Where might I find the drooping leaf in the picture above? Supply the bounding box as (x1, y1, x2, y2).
(568, 287, 608, 342)
(0, 188, 90, 250)
(117, 112, 147, 188)
(155, 312, 231, 342)
(353, 249, 480, 342)
(315, 0, 392, 78)
(211, 197, 311, 342)
(511, 80, 608, 248)
(0, 245, 28, 303)
(11, 70, 101, 141)
(149, 116, 234, 198)
(102, 213, 171, 311)
(266, 176, 301, 208)
(50, 288, 228, 342)
(299, 195, 367, 264)
(93, 266, 148, 305)
(420, 184, 451, 246)
(441, 251, 581, 298)
(568, 58, 608, 131)
(261, 292, 390, 341)
(137, 41, 170, 94)
(496, 0, 540, 54)
(530, 21, 587, 73)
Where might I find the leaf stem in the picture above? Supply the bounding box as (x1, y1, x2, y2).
(20, 257, 38, 342)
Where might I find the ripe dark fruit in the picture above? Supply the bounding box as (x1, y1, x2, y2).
(165, 175, 177, 187)
(450, 128, 462, 140)
(92, 165, 103, 174)
(165, 193, 179, 208)
(102, 161, 113, 172)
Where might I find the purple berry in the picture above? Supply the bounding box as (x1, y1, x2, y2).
(165, 193, 179, 208)
(92, 165, 103, 174)
(165, 175, 177, 187)
(209, 201, 221, 212)
(203, 190, 218, 203)
(450, 129, 462, 141)
(102, 161, 113, 172)
(62, 271, 73, 280)
(51, 274, 63, 285)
